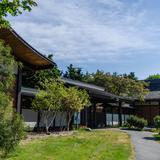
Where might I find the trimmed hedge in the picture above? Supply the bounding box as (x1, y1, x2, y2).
(127, 115, 147, 130)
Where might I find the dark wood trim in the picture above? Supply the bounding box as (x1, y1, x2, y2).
(118, 101, 122, 126)
(16, 67, 22, 113)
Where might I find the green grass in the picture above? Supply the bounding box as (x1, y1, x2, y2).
(5, 130, 134, 160)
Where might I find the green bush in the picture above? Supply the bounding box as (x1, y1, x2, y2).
(154, 116, 160, 134)
(127, 115, 147, 130)
(0, 111, 25, 157)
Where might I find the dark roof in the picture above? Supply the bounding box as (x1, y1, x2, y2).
(144, 91, 160, 100)
(0, 28, 55, 69)
(145, 79, 160, 91)
(61, 78, 132, 102)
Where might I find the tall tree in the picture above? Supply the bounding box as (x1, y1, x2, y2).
(86, 70, 148, 100)
(0, 41, 24, 157)
(63, 64, 84, 81)
(62, 87, 90, 131)
(22, 54, 61, 88)
(0, 0, 37, 28)
(32, 80, 65, 134)
(146, 74, 160, 80)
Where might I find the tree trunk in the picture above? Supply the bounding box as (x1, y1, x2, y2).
(67, 112, 73, 131)
(76, 112, 79, 130)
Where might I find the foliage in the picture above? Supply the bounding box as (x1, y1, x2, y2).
(6, 130, 134, 160)
(127, 115, 147, 130)
(0, 41, 24, 157)
(63, 64, 84, 81)
(0, 94, 24, 157)
(0, 40, 18, 92)
(85, 70, 148, 100)
(32, 80, 90, 132)
(154, 116, 160, 134)
(62, 87, 90, 131)
(0, 0, 37, 28)
(32, 80, 65, 133)
(22, 55, 61, 88)
(146, 74, 160, 80)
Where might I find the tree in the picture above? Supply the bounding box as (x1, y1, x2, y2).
(63, 64, 84, 81)
(146, 74, 160, 80)
(62, 87, 90, 131)
(22, 54, 61, 88)
(85, 70, 148, 100)
(32, 80, 65, 134)
(0, 41, 24, 157)
(0, 0, 37, 28)
(0, 40, 18, 92)
(122, 72, 138, 80)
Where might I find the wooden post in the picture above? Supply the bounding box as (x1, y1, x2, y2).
(85, 107, 88, 127)
(37, 111, 41, 132)
(92, 102, 96, 128)
(159, 101, 160, 116)
(112, 107, 114, 126)
(16, 67, 22, 114)
(103, 105, 106, 127)
(118, 101, 122, 127)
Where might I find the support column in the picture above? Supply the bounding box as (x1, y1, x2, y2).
(37, 111, 41, 131)
(103, 105, 106, 127)
(85, 107, 88, 127)
(159, 101, 160, 116)
(16, 67, 22, 114)
(112, 107, 114, 126)
(118, 101, 122, 127)
(93, 103, 96, 128)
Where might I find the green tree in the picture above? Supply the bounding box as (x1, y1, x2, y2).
(86, 70, 148, 100)
(62, 87, 90, 131)
(0, 40, 18, 92)
(32, 80, 65, 134)
(0, 0, 37, 28)
(22, 54, 61, 88)
(146, 74, 160, 80)
(0, 41, 24, 157)
(63, 64, 84, 81)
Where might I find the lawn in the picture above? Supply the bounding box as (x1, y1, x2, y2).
(5, 130, 134, 160)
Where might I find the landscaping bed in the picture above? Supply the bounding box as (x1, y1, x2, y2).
(4, 130, 134, 160)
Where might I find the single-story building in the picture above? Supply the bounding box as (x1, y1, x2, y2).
(0, 28, 160, 129)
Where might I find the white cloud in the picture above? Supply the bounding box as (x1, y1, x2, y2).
(7, 0, 160, 65)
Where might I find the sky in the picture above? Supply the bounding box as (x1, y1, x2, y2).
(7, 0, 160, 79)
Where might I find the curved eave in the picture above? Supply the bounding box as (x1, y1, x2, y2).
(0, 28, 55, 69)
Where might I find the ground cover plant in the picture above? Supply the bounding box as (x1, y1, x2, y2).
(126, 115, 147, 130)
(4, 130, 134, 160)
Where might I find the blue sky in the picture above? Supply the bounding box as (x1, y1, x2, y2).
(7, 0, 160, 79)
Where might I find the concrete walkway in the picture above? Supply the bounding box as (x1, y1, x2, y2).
(124, 130, 160, 160)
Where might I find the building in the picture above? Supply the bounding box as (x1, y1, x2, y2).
(0, 28, 160, 129)
(0, 28, 54, 127)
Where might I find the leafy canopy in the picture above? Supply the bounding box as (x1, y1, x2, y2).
(0, 40, 18, 92)
(146, 74, 160, 80)
(22, 54, 61, 88)
(63, 64, 84, 81)
(85, 70, 148, 100)
(0, 0, 37, 28)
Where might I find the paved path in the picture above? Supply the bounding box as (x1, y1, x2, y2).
(124, 130, 160, 160)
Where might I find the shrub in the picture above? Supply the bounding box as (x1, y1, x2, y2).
(127, 115, 147, 130)
(154, 116, 160, 134)
(0, 111, 25, 157)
